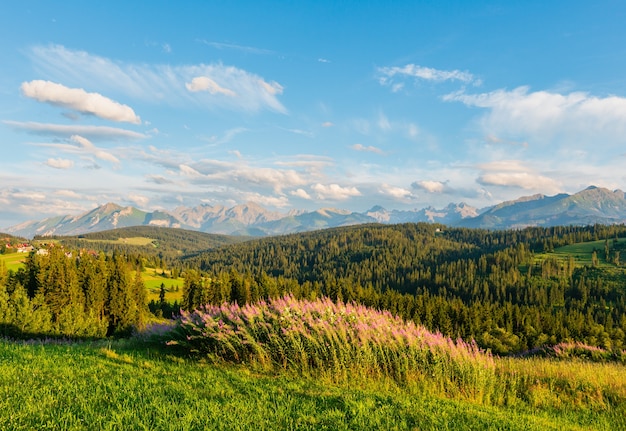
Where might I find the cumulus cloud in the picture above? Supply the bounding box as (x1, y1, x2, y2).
(4, 120, 146, 141)
(476, 160, 561, 192)
(45, 158, 74, 169)
(21, 80, 141, 124)
(413, 180, 447, 193)
(351, 144, 385, 154)
(29, 44, 286, 113)
(311, 183, 361, 200)
(444, 86, 626, 145)
(127, 193, 150, 207)
(379, 184, 413, 200)
(290, 188, 312, 200)
(185, 76, 237, 96)
(379, 64, 476, 88)
(239, 192, 290, 208)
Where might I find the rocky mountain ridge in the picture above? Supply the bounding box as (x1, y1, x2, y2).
(4, 186, 626, 238)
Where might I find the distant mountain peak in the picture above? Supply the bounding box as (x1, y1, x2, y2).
(5, 186, 626, 238)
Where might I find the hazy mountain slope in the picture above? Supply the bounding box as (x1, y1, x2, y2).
(460, 186, 626, 229)
(5, 186, 626, 238)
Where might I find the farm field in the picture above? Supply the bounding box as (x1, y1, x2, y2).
(142, 267, 184, 304)
(0, 338, 624, 431)
(0, 252, 28, 272)
(76, 236, 157, 246)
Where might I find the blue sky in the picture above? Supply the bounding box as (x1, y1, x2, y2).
(2, 1, 626, 227)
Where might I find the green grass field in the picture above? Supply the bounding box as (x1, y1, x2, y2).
(0, 253, 28, 272)
(142, 268, 184, 303)
(78, 236, 157, 246)
(552, 240, 610, 266)
(0, 338, 624, 431)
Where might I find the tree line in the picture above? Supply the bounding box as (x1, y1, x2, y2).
(181, 223, 626, 354)
(0, 246, 148, 337)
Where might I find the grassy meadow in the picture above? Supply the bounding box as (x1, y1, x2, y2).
(142, 267, 184, 304)
(0, 252, 28, 272)
(1, 301, 625, 430)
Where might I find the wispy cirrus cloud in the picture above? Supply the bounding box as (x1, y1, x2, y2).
(4, 120, 146, 141)
(70, 135, 120, 165)
(378, 64, 478, 92)
(198, 39, 275, 55)
(351, 144, 385, 154)
(444, 86, 626, 148)
(21, 80, 141, 124)
(29, 44, 286, 113)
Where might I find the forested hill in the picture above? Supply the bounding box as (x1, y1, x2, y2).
(41, 226, 248, 262)
(185, 223, 626, 354)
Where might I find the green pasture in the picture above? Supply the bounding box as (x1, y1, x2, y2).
(142, 267, 184, 303)
(552, 240, 609, 266)
(0, 253, 28, 272)
(535, 239, 625, 268)
(78, 236, 157, 246)
(0, 338, 624, 431)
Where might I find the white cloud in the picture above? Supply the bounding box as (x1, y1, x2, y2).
(290, 188, 312, 200)
(4, 120, 146, 141)
(146, 174, 174, 185)
(185, 76, 237, 96)
(321, 121, 334, 127)
(379, 184, 413, 200)
(198, 40, 275, 55)
(351, 144, 384, 155)
(478, 172, 559, 191)
(239, 192, 290, 208)
(127, 193, 150, 207)
(29, 44, 286, 113)
(445, 86, 626, 146)
(44, 158, 74, 169)
(311, 183, 361, 200)
(379, 64, 476, 87)
(378, 112, 391, 131)
(413, 180, 446, 193)
(54, 189, 81, 198)
(21, 80, 141, 124)
(475, 159, 561, 192)
(179, 164, 203, 177)
(70, 135, 120, 165)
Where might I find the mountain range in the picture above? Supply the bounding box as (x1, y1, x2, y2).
(4, 186, 626, 238)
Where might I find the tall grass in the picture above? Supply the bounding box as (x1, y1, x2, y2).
(5, 338, 620, 430)
(161, 295, 497, 403)
(157, 296, 626, 415)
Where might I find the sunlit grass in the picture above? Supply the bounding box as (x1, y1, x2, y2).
(142, 267, 184, 304)
(0, 252, 28, 271)
(157, 295, 626, 421)
(78, 236, 157, 246)
(1, 338, 624, 430)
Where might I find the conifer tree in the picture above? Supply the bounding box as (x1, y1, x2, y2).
(106, 253, 134, 334)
